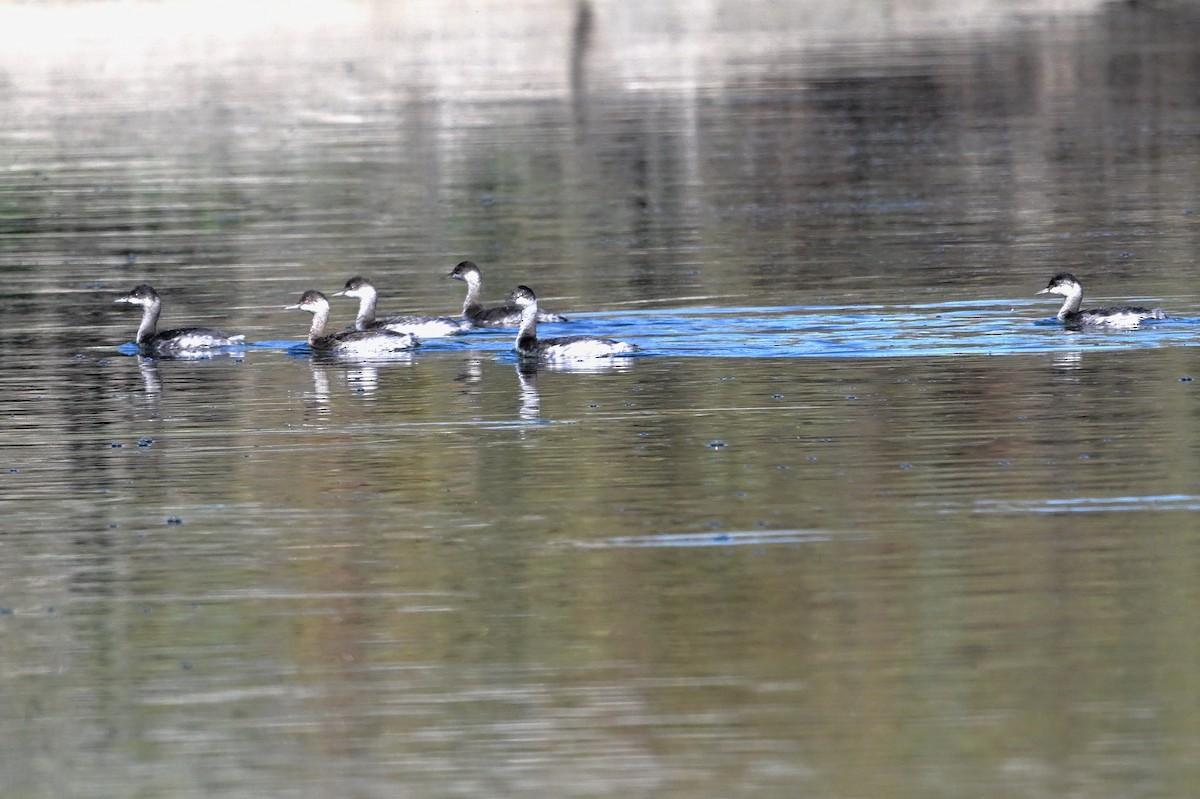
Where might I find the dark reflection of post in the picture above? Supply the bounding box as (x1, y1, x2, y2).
(516, 362, 541, 421)
(569, 0, 594, 129)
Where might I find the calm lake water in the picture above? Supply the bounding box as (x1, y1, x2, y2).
(4, 1, 1200, 797)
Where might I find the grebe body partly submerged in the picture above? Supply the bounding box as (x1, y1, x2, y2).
(115, 284, 245, 356)
(1037, 273, 1166, 329)
(332, 276, 467, 338)
(448, 261, 568, 327)
(508, 285, 637, 362)
(286, 290, 419, 356)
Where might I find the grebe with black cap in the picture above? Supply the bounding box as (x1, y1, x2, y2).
(448, 261, 568, 327)
(114, 284, 245, 356)
(332, 275, 467, 337)
(1037, 273, 1166, 328)
(508, 285, 636, 361)
(286, 290, 418, 356)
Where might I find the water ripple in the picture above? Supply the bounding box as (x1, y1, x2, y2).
(612, 299, 1194, 359)
(929, 495, 1200, 514)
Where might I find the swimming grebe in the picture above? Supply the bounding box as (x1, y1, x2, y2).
(448, 260, 568, 327)
(114, 284, 245, 356)
(332, 276, 468, 338)
(508, 285, 637, 361)
(285, 290, 419, 356)
(1037, 273, 1166, 328)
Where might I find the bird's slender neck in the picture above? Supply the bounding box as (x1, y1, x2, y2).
(135, 300, 162, 343)
(515, 301, 539, 353)
(460, 273, 483, 316)
(307, 306, 331, 345)
(352, 288, 377, 330)
(1056, 284, 1084, 318)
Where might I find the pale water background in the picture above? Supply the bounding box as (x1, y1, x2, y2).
(4, 1, 1200, 797)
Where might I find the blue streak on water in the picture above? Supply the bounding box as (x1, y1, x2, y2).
(920, 494, 1200, 514)
(249, 340, 303, 350)
(970, 494, 1200, 514)
(114, 341, 247, 359)
(584, 299, 1197, 359)
(571, 529, 841, 549)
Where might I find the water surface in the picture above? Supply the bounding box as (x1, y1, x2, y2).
(4, 2, 1200, 797)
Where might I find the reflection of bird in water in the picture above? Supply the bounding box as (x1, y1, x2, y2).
(302, 361, 333, 421)
(1036, 273, 1166, 328)
(509, 285, 637, 362)
(1050, 350, 1084, 373)
(135, 355, 163, 394)
(516, 362, 541, 421)
(308, 362, 387, 401)
(311, 362, 331, 396)
(452, 359, 487, 402)
(345, 365, 382, 396)
(285, 290, 419, 357)
(447, 261, 568, 327)
(514, 355, 637, 422)
(332, 275, 468, 337)
(115, 284, 245, 356)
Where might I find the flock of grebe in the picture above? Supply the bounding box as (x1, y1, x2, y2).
(114, 268, 1169, 360)
(114, 261, 637, 362)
